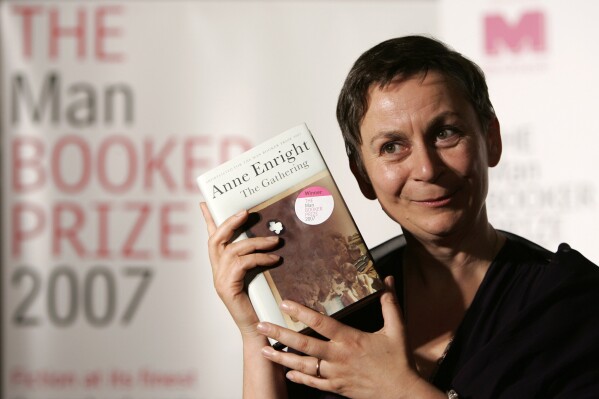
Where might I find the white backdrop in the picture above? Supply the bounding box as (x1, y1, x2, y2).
(1, 1, 597, 399)
(440, 0, 599, 264)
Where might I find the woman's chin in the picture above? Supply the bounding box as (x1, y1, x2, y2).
(401, 216, 466, 242)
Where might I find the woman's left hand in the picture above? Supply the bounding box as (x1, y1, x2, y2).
(256, 276, 432, 399)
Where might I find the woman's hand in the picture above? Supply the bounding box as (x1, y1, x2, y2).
(200, 203, 281, 338)
(256, 276, 443, 399)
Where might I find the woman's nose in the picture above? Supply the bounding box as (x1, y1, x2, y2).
(411, 144, 442, 182)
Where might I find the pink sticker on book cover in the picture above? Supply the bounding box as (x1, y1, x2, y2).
(294, 186, 334, 225)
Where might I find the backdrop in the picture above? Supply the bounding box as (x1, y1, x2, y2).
(2, 1, 597, 398)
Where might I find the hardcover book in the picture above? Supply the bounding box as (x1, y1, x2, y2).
(197, 124, 383, 346)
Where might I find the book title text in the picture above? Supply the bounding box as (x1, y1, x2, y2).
(211, 141, 311, 199)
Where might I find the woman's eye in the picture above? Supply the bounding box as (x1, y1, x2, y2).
(435, 128, 460, 145)
(438, 129, 454, 139)
(381, 142, 402, 154)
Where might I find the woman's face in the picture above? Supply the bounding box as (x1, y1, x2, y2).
(356, 71, 501, 242)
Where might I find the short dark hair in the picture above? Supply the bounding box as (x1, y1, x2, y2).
(336, 35, 495, 175)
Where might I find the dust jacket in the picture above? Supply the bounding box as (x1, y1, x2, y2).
(197, 124, 383, 346)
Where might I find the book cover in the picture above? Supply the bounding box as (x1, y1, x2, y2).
(197, 124, 383, 345)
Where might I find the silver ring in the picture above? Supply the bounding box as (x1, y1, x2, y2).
(316, 358, 322, 378)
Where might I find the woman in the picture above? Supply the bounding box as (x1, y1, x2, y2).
(201, 36, 599, 398)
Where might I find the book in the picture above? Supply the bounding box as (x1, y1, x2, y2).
(197, 124, 383, 347)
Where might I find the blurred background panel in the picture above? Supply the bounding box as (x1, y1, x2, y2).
(440, 0, 599, 264)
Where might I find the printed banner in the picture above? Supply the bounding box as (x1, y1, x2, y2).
(0, 1, 436, 398)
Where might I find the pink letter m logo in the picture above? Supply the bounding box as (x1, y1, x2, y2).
(485, 11, 546, 55)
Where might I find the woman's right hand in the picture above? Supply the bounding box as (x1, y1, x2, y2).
(200, 203, 281, 338)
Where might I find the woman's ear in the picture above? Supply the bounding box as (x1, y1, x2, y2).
(486, 117, 502, 167)
(350, 157, 377, 200)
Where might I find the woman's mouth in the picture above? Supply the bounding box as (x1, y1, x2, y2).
(413, 192, 455, 207)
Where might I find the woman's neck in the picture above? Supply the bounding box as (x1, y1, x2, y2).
(401, 223, 506, 380)
(402, 223, 505, 286)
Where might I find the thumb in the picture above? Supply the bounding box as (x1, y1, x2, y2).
(380, 275, 405, 336)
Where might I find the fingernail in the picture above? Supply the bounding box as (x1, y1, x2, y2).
(235, 209, 246, 217)
(256, 322, 269, 333)
(261, 346, 275, 358)
(268, 254, 280, 261)
(286, 371, 295, 382)
(385, 275, 395, 289)
(280, 301, 292, 312)
(266, 236, 279, 242)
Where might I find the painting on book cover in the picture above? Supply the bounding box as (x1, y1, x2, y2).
(246, 170, 383, 331)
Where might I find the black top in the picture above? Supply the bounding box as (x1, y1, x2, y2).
(288, 232, 599, 398)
